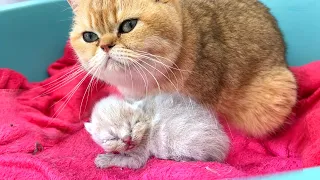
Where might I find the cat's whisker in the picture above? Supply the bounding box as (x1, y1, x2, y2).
(130, 49, 189, 85)
(32, 64, 82, 93)
(32, 68, 84, 100)
(43, 66, 83, 91)
(130, 61, 149, 96)
(79, 67, 100, 119)
(135, 53, 179, 87)
(118, 51, 179, 93)
(124, 57, 161, 95)
(128, 65, 134, 94)
(116, 48, 182, 87)
(79, 53, 107, 118)
(51, 67, 94, 120)
(137, 59, 179, 93)
(41, 64, 82, 88)
(134, 50, 191, 83)
(50, 52, 104, 119)
(135, 49, 195, 74)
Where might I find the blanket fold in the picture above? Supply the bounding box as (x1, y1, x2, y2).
(0, 41, 319, 179)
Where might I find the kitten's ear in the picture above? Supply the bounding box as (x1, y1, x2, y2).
(67, 0, 78, 10)
(84, 122, 94, 134)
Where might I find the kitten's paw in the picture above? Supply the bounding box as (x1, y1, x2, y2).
(94, 154, 113, 168)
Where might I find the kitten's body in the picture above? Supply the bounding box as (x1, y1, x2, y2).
(69, 0, 297, 137)
(85, 93, 230, 169)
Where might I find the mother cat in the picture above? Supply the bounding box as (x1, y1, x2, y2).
(67, 0, 297, 138)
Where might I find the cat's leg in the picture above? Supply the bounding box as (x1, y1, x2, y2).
(218, 67, 297, 138)
(94, 152, 149, 169)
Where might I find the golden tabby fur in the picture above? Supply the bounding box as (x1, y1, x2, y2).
(67, 0, 297, 138)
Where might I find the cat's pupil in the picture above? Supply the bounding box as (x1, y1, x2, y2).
(119, 19, 138, 34)
(83, 32, 99, 43)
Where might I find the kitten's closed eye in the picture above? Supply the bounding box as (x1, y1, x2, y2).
(102, 137, 117, 143)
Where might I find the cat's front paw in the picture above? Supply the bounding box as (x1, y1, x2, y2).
(94, 154, 113, 168)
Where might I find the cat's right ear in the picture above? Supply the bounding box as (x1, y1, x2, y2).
(84, 122, 93, 134)
(67, 0, 78, 11)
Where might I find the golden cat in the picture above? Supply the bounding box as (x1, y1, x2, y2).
(67, 0, 297, 138)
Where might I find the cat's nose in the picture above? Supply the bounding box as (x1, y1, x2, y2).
(122, 135, 132, 144)
(100, 44, 114, 52)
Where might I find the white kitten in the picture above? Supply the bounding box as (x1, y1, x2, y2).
(85, 93, 230, 169)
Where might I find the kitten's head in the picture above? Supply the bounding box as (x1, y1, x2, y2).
(84, 96, 149, 153)
(68, 0, 183, 98)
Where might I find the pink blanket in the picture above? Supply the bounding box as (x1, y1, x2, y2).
(0, 42, 319, 179)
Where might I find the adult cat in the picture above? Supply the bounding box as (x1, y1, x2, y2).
(67, 0, 297, 137)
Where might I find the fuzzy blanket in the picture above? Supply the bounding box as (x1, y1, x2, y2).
(0, 42, 319, 179)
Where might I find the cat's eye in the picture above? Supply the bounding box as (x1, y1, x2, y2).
(82, 31, 99, 43)
(119, 19, 138, 34)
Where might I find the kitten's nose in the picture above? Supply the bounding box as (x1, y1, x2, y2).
(122, 135, 132, 144)
(100, 44, 114, 52)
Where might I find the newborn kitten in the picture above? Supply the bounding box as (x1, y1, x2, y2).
(68, 0, 297, 138)
(85, 93, 230, 169)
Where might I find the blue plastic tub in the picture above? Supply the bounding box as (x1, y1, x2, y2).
(0, 0, 319, 179)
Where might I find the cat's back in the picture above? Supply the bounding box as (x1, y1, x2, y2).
(182, 0, 285, 67)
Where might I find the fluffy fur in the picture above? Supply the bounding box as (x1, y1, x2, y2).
(85, 93, 230, 169)
(68, 0, 297, 137)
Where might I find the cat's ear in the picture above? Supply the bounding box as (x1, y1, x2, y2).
(84, 122, 94, 134)
(67, 0, 78, 10)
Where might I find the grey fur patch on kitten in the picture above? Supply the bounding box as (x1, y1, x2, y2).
(85, 93, 230, 169)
